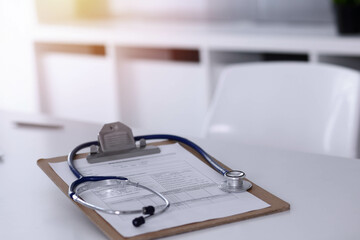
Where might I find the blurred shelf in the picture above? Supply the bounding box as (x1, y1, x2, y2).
(33, 19, 360, 54)
(32, 19, 360, 136)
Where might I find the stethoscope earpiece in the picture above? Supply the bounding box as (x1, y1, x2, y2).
(133, 216, 145, 227)
(142, 206, 155, 215)
(132, 205, 155, 227)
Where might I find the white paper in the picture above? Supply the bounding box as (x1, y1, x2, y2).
(50, 143, 269, 237)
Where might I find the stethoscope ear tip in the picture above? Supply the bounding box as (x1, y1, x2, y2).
(132, 206, 155, 227)
(142, 205, 155, 215)
(133, 216, 145, 227)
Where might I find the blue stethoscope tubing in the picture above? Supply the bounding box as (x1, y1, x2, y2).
(68, 135, 228, 181)
(134, 135, 228, 175)
(67, 134, 229, 226)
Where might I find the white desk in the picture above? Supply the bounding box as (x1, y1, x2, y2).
(1, 111, 359, 239)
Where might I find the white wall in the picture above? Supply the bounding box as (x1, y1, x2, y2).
(0, 0, 334, 115)
(256, 0, 333, 23)
(33, 0, 334, 23)
(0, 0, 38, 113)
(108, 0, 333, 22)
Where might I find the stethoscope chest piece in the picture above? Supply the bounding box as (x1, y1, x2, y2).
(219, 170, 252, 193)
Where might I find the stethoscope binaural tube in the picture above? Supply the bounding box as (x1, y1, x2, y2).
(67, 141, 170, 227)
(134, 134, 228, 175)
(134, 135, 252, 193)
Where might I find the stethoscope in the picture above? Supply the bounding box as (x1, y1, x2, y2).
(67, 134, 252, 227)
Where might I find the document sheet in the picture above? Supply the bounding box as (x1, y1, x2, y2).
(50, 143, 269, 237)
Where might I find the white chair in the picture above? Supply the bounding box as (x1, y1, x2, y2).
(202, 62, 360, 158)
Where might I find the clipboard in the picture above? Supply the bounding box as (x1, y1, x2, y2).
(37, 141, 290, 240)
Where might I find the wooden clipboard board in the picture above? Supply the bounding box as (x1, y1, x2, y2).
(37, 141, 290, 240)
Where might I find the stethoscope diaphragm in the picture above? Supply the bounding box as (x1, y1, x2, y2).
(219, 170, 252, 193)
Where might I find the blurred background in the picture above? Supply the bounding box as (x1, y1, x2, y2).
(1, 0, 359, 137)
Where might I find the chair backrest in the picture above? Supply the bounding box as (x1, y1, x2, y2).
(202, 62, 360, 158)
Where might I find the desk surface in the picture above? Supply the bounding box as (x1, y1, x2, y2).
(1, 111, 359, 239)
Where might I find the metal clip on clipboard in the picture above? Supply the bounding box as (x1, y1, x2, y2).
(86, 122, 160, 163)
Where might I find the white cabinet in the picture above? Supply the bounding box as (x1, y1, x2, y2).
(39, 52, 119, 123)
(119, 59, 207, 135)
(34, 21, 360, 136)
